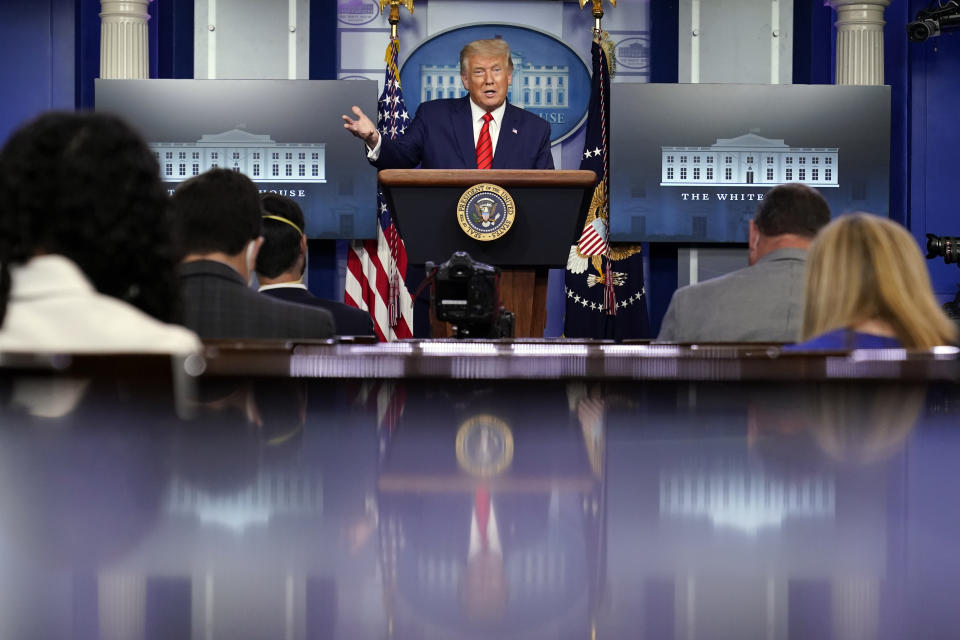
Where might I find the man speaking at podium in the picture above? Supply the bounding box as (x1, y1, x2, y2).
(343, 38, 556, 338)
(342, 38, 554, 171)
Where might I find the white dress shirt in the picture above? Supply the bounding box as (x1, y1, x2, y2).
(258, 282, 307, 292)
(468, 99, 506, 156)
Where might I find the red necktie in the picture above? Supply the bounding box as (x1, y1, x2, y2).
(474, 486, 491, 551)
(476, 113, 493, 170)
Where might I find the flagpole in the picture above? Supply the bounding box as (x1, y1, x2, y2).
(578, 0, 618, 314)
(378, 0, 413, 40)
(346, 0, 414, 341)
(579, 0, 616, 37)
(379, 0, 412, 337)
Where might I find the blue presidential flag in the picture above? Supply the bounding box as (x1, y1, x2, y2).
(564, 36, 649, 340)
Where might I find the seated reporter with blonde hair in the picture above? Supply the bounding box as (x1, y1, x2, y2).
(788, 213, 957, 350)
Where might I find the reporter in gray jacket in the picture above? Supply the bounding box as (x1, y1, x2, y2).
(657, 183, 831, 343)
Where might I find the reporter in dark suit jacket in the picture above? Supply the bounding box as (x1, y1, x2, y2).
(343, 38, 554, 171)
(170, 169, 335, 340)
(255, 193, 375, 337)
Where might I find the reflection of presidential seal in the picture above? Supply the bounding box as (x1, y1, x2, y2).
(457, 183, 516, 241)
(455, 415, 514, 477)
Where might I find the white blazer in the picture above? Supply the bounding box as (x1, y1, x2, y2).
(0, 255, 200, 355)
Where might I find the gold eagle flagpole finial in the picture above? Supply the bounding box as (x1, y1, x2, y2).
(578, 0, 615, 34)
(379, 0, 414, 39)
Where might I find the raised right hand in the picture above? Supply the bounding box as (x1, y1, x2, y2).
(342, 106, 380, 149)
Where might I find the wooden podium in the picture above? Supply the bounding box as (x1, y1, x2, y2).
(379, 169, 596, 338)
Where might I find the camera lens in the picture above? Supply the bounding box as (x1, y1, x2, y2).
(907, 19, 939, 42)
(907, 22, 931, 41)
(926, 234, 960, 265)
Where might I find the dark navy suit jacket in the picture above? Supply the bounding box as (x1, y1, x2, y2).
(261, 285, 375, 337)
(177, 260, 334, 340)
(373, 97, 554, 170)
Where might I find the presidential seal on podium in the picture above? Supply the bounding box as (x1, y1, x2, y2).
(457, 183, 516, 241)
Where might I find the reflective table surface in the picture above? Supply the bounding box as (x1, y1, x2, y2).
(1, 372, 958, 639)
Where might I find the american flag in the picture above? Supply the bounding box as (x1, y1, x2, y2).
(563, 36, 649, 340)
(346, 379, 406, 463)
(578, 217, 609, 256)
(352, 379, 405, 431)
(344, 38, 413, 341)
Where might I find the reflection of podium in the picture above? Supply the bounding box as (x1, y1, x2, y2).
(375, 382, 605, 637)
(379, 169, 596, 337)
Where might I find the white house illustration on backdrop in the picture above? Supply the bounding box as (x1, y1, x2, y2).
(659, 467, 835, 533)
(420, 52, 569, 109)
(660, 133, 838, 188)
(149, 129, 326, 183)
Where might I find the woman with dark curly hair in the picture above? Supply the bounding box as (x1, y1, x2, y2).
(0, 111, 199, 353)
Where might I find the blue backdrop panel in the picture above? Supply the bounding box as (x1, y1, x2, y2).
(907, 11, 960, 299)
(0, 0, 75, 144)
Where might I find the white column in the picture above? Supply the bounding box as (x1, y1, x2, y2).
(832, 577, 880, 640)
(98, 574, 146, 640)
(828, 0, 892, 85)
(99, 0, 153, 79)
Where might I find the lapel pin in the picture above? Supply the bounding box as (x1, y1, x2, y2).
(512, 128, 518, 134)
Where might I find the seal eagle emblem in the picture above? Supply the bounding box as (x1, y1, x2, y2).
(456, 183, 516, 241)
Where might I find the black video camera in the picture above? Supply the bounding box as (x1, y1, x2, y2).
(427, 251, 514, 339)
(907, 1, 960, 42)
(926, 233, 960, 266)
(925, 234, 960, 326)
